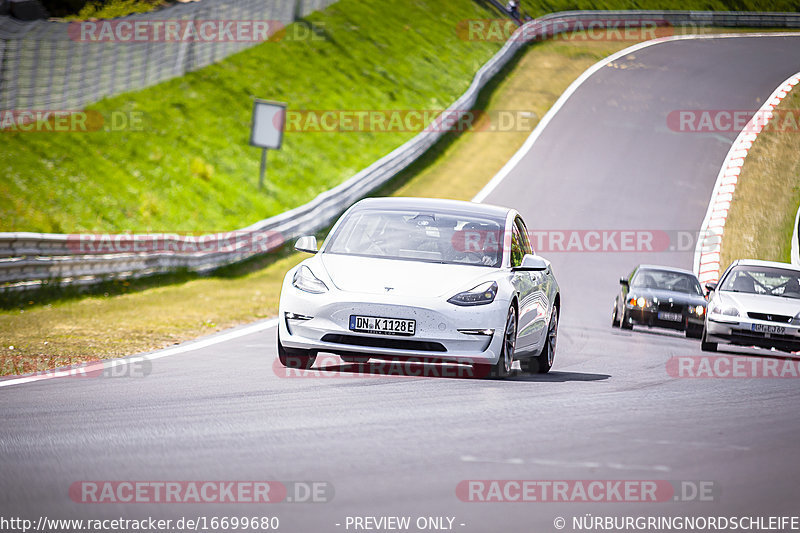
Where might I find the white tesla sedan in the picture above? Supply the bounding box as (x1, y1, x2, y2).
(277, 197, 560, 378)
(702, 259, 800, 353)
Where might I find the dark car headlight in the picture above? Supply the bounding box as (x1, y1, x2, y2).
(448, 281, 498, 306)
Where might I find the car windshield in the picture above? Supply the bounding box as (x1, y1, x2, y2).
(324, 208, 505, 267)
(631, 269, 703, 295)
(720, 265, 800, 299)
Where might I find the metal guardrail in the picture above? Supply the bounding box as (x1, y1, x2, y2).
(0, 0, 337, 113)
(4, 10, 800, 292)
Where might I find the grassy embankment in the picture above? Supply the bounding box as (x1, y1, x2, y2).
(1, 0, 504, 233)
(720, 84, 800, 270)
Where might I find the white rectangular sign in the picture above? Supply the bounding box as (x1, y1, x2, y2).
(250, 99, 286, 149)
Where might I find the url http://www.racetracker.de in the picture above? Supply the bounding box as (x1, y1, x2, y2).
(3, 515, 800, 533)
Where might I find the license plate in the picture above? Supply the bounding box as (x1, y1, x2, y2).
(752, 324, 785, 334)
(350, 315, 416, 336)
(658, 311, 682, 322)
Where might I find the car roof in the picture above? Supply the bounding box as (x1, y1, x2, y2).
(730, 259, 800, 272)
(350, 197, 512, 219)
(636, 264, 698, 277)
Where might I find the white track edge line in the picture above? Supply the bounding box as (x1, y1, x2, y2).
(472, 31, 800, 204)
(0, 318, 279, 389)
(693, 71, 800, 282)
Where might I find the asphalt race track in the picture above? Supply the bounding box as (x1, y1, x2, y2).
(3, 35, 800, 533)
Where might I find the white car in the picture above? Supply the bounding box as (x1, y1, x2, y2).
(702, 259, 800, 353)
(277, 197, 560, 378)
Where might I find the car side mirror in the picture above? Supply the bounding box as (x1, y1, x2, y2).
(514, 254, 548, 271)
(295, 235, 318, 254)
(619, 277, 629, 287)
(705, 282, 717, 296)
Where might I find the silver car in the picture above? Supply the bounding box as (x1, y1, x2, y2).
(702, 259, 800, 353)
(276, 197, 561, 378)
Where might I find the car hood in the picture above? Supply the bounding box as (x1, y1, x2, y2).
(720, 291, 800, 316)
(632, 288, 706, 306)
(317, 253, 495, 297)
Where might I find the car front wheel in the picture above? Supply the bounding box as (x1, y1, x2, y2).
(277, 333, 317, 369)
(686, 324, 703, 339)
(620, 307, 633, 330)
(522, 307, 558, 374)
(475, 305, 516, 379)
(700, 328, 717, 352)
(611, 300, 620, 328)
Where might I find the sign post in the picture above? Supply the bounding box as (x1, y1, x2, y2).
(250, 99, 286, 190)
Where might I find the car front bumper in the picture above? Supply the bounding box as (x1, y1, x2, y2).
(626, 306, 704, 331)
(706, 317, 800, 352)
(278, 281, 508, 365)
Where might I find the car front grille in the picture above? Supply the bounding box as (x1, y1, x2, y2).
(747, 312, 793, 323)
(657, 302, 685, 313)
(321, 334, 447, 352)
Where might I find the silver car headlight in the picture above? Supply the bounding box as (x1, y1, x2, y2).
(292, 265, 328, 294)
(448, 281, 498, 306)
(792, 312, 800, 326)
(710, 303, 739, 317)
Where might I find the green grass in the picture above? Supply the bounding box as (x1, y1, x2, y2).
(64, 0, 167, 19)
(720, 84, 800, 270)
(1, 0, 504, 233)
(3, 0, 798, 235)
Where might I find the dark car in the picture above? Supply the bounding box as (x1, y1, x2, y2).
(612, 265, 707, 338)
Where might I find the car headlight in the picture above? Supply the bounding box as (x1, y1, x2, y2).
(627, 295, 650, 308)
(793, 312, 800, 326)
(292, 265, 328, 294)
(448, 281, 498, 306)
(710, 303, 739, 317)
(688, 304, 705, 316)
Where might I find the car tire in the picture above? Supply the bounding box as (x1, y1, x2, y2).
(700, 329, 717, 352)
(611, 300, 620, 328)
(475, 305, 516, 379)
(686, 324, 703, 339)
(522, 307, 558, 374)
(277, 333, 317, 369)
(620, 308, 633, 330)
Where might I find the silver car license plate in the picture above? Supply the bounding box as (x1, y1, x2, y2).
(658, 311, 682, 322)
(752, 323, 785, 334)
(350, 315, 416, 336)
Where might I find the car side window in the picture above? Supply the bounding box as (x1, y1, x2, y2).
(511, 224, 524, 267)
(514, 217, 532, 255)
